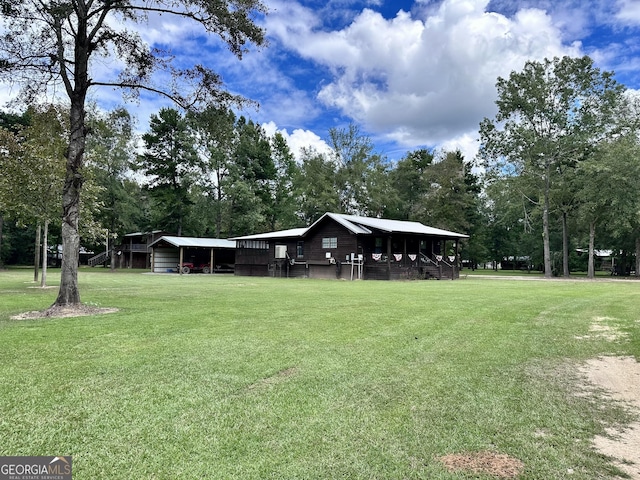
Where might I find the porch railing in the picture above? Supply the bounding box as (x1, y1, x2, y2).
(88, 251, 109, 267)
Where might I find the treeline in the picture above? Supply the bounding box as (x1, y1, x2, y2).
(1, 56, 640, 277)
(479, 56, 640, 277)
(0, 105, 484, 268)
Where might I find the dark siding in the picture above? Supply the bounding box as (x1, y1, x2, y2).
(234, 246, 269, 277)
(305, 218, 359, 265)
(233, 218, 462, 280)
(235, 264, 269, 277)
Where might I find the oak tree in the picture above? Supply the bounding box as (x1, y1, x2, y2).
(0, 0, 266, 305)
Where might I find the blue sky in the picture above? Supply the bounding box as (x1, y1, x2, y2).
(236, 0, 640, 161)
(6, 0, 640, 163)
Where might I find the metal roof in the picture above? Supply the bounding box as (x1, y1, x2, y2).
(230, 228, 308, 241)
(149, 236, 236, 249)
(314, 213, 469, 239)
(230, 213, 468, 241)
(124, 230, 164, 237)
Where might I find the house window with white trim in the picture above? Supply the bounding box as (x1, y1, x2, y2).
(322, 237, 337, 249)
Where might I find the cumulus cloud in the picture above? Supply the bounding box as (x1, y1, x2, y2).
(261, 121, 332, 161)
(266, 0, 582, 152)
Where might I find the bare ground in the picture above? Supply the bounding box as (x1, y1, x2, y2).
(10, 304, 118, 320)
(581, 356, 640, 480)
(440, 451, 524, 478)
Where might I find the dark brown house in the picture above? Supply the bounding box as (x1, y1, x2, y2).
(232, 213, 468, 280)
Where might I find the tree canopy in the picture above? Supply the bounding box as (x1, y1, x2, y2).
(0, 0, 267, 305)
(479, 56, 625, 277)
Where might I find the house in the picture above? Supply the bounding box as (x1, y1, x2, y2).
(148, 236, 236, 274)
(86, 230, 170, 268)
(232, 213, 468, 280)
(115, 230, 169, 269)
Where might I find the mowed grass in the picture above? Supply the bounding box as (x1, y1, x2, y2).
(1, 268, 639, 479)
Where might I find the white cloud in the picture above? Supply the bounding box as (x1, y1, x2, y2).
(615, 0, 640, 25)
(261, 121, 332, 161)
(266, 0, 582, 151)
(438, 131, 480, 164)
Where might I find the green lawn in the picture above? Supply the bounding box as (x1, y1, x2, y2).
(1, 268, 639, 479)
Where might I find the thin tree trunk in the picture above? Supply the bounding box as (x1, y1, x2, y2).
(0, 215, 4, 269)
(562, 210, 569, 277)
(542, 164, 552, 278)
(110, 245, 116, 272)
(215, 177, 223, 238)
(109, 230, 116, 272)
(636, 237, 640, 277)
(41, 220, 48, 288)
(34, 224, 41, 282)
(588, 221, 596, 279)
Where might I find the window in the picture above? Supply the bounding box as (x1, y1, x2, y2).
(322, 237, 337, 249)
(374, 237, 383, 254)
(238, 240, 268, 250)
(296, 241, 304, 258)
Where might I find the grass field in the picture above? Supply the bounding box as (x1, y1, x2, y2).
(1, 268, 639, 479)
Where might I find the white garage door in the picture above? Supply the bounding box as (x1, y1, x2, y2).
(153, 247, 179, 273)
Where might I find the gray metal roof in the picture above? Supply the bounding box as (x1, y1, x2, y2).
(315, 213, 469, 239)
(124, 230, 164, 237)
(230, 227, 308, 241)
(230, 213, 468, 241)
(149, 236, 236, 249)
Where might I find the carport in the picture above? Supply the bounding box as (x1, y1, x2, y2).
(148, 236, 236, 274)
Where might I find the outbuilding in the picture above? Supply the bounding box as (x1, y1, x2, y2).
(148, 236, 236, 274)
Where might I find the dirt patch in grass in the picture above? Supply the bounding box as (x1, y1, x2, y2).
(247, 367, 298, 391)
(581, 356, 640, 480)
(10, 304, 119, 320)
(574, 316, 629, 342)
(439, 451, 524, 478)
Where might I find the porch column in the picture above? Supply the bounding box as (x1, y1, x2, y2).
(210, 249, 215, 275)
(403, 238, 407, 267)
(179, 247, 184, 275)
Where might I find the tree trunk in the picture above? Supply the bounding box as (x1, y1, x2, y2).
(110, 245, 116, 272)
(562, 210, 569, 277)
(542, 164, 552, 278)
(34, 224, 41, 282)
(54, 96, 86, 306)
(53, 8, 90, 306)
(588, 221, 596, 279)
(41, 220, 48, 288)
(215, 181, 223, 238)
(635, 237, 640, 278)
(0, 215, 4, 269)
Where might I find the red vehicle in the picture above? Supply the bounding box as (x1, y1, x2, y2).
(178, 262, 212, 274)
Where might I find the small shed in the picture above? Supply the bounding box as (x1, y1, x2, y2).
(148, 236, 236, 274)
